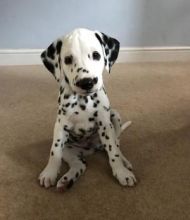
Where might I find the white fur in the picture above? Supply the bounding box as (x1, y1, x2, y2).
(39, 28, 136, 190)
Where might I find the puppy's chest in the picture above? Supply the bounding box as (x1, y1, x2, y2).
(68, 113, 98, 143)
(70, 111, 96, 132)
(59, 94, 99, 138)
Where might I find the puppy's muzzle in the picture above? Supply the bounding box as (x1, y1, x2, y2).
(76, 77, 98, 91)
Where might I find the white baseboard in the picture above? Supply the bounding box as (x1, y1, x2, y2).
(0, 47, 190, 65)
(0, 49, 43, 66)
(118, 47, 190, 63)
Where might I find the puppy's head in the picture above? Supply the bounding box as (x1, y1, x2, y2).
(41, 28, 120, 95)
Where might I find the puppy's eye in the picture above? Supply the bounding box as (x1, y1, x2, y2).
(64, 55, 73, 65)
(92, 51, 101, 61)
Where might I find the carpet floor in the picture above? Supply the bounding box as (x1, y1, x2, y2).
(0, 63, 189, 220)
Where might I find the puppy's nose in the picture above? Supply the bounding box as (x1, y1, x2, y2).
(76, 77, 97, 90)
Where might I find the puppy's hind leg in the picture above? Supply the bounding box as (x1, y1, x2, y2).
(110, 109, 133, 170)
(110, 109, 132, 138)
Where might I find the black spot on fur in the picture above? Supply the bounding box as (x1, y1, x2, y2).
(95, 33, 104, 45)
(64, 125, 69, 132)
(105, 135, 109, 140)
(47, 43, 55, 59)
(64, 176, 68, 180)
(43, 60, 55, 74)
(41, 51, 45, 58)
(64, 94, 70, 99)
(101, 132, 105, 137)
(60, 86, 64, 94)
(93, 77, 98, 84)
(62, 108, 66, 115)
(80, 158, 86, 165)
(89, 117, 94, 122)
(105, 48, 109, 55)
(75, 172, 79, 178)
(75, 111, 79, 115)
(55, 143, 58, 147)
(102, 33, 109, 44)
(51, 151, 54, 156)
(109, 50, 118, 62)
(58, 96, 61, 104)
(104, 58, 107, 66)
(65, 75, 69, 84)
(109, 145, 112, 151)
(65, 103, 70, 108)
(67, 179, 74, 189)
(71, 103, 76, 108)
(115, 154, 119, 157)
(77, 67, 82, 72)
(56, 40, 62, 54)
(80, 105, 86, 110)
(83, 96, 88, 103)
(107, 39, 114, 49)
(58, 56, 61, 68)
(112, 159, 115, 162)
(93, 111, 98, 117)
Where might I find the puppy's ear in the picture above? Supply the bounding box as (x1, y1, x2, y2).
(95, 31, 120, 73)
(41, 39, 63, 82)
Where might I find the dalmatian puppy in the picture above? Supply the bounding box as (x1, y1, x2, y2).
(39, 28, 136, 190)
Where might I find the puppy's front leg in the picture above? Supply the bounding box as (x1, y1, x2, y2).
(39, 120, 68, 188)
(98, 119, 136, 186)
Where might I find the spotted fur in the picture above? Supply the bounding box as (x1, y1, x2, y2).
(38, 28, 136, 190)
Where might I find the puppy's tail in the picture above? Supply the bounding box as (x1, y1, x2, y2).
(121, 121, 132, 133)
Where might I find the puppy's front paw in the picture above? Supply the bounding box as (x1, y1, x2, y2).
(38, 165, 58, 188)
(113, 166, 137, 186)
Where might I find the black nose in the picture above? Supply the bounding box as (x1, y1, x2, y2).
(76, 77, 98, 90)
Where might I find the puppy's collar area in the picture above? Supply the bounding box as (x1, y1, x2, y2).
(61, 82, 103, 98)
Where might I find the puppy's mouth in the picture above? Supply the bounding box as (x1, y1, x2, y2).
(78, 90, 96, 96)
(73, 87, 98, 96)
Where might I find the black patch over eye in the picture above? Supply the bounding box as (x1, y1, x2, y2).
(64, 55, 73, 65)
(92, 51, 101, 61)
